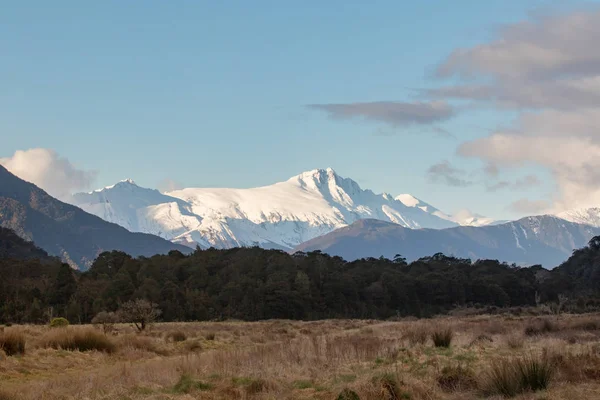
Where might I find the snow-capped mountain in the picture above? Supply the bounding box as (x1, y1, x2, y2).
(72, 168, 459, 250)
(556, 208, 600, 228)
(395, 194, 497, 227)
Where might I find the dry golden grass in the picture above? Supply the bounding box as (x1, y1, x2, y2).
(0, 314, 599, 399)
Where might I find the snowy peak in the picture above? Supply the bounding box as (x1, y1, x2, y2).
(73, 168, 463, 251)
(288, 168, 363, 198)
(556, 207, 600, 228)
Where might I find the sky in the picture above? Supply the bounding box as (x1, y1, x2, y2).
(2, 0, 600, 220)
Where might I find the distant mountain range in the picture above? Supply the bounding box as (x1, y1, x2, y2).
(72, 168, 496, 250)
(294, 217, 600, 267)
(0, 165, 190, 269)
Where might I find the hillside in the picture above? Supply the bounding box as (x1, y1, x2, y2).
(0, 165, 191, 269)
(294, 217, 600, 267)
(0, 227, 52, 261)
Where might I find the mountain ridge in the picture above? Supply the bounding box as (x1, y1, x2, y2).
(293, 215, 600, 268)
(72, 168, 463, 250)
(0, 165, 191, 269)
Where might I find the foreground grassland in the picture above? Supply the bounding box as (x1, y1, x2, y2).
(1, 314, 600, 399)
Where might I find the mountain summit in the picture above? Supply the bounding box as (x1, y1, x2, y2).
(73, 168, 459, 250)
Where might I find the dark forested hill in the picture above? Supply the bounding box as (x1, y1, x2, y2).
(0, 165, 191, 269)
(0, 227, 52, 261)
(294, 217, 600, 268)
(5, 236, 600, 324)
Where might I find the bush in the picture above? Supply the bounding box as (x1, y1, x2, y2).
(40, 328, 115, 353)
(50, 317, 69, 328)
(337, 388, 360, 400)
(0, 330, 26, 356)
(166, 330, 187, 342)
(431, 327, 454, 348)
(92, 311, 119, 334)
(484, 355, 554, 397)
(118, 299, 161, 332)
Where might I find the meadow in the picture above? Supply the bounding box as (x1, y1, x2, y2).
(1, 312, 600, 399)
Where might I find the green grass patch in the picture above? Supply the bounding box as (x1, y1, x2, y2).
(170, 374, 212, 394)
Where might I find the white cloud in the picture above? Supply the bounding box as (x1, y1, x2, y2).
(0, 148, 97, 200)
(429, 7, 600, 213)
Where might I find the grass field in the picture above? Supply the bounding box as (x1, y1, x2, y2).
(1, 313, 600, 399)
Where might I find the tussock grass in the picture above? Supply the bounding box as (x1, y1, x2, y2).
(525, 318, 559, 336)
(0, 329, 26, 356)
(337, 388, 360, 400)
(437, 364, 477, 392)
(432, 326, 454, 348)
(484, 354, 554, 397)
(402, 324, 429, 346)
(39, 328, 115, 353)
(506, 333, 524, 349)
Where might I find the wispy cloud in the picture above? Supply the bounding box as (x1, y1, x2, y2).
(426, 160, 472, 187)
(308, 101, 455, 126)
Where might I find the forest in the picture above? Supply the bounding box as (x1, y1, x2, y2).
(1, 225, 599, 324)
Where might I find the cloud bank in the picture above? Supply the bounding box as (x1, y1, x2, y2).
(429, 8, 600, 213)
(0, 148, 97, 200)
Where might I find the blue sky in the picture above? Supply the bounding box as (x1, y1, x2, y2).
(2, 1, 597, 219)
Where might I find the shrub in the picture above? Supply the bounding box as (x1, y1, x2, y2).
(0, 330, 26, 356)
(484, 355, 554, 397)
(91, 311, 119, 334)
(118, 299, 161, 332)
(402, 325, 429, 346)
(337, 388, 360, 400)
(437, 364, 477, 392)
(432, 327, 454, 348)
(50, 317, 69, 328)
(166, 330, 187, 342)
(40, 328, 115, 353)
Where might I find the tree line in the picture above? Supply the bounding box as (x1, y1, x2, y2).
(1, 236, 599, 324)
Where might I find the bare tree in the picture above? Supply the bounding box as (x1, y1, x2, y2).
(118, 299, 161, 332)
